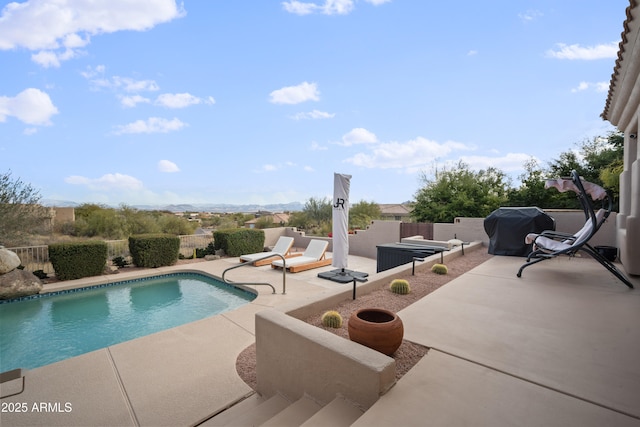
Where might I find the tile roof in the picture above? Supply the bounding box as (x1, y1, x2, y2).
(601, 0, 637, 121)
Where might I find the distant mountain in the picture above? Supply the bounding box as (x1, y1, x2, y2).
(41, 199, 80, 208)
(146, 202, 305, 213)
(41, 199, 305, 213)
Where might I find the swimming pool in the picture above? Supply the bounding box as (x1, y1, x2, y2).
(0, 273, 256, 372)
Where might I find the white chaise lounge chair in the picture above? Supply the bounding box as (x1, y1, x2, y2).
(239, 236, 295, 266)
(271, 239, 332, 273)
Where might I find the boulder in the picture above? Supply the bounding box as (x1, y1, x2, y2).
(0, 247, 21, 274)
(0, 269, 43, 300)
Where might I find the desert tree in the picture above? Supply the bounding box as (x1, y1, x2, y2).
(349, 200, 381, 229)
(303, 197, 332, 226)
(411, 161, 510, 223)
(0, 171, 52, 246)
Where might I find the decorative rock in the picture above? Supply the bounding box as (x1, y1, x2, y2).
(204, 254, 221, 261)
(104, 265, 120, 274)
(0, 269, 43, 300)
(0, 247, 22, 274)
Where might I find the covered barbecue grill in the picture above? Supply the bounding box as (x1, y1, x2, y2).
(484, 207, 555, 256)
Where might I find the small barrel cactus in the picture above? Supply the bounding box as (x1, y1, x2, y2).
(389, 279, 411, 295)
(431, 263, 448, 275)
(321, 310, 343, 328)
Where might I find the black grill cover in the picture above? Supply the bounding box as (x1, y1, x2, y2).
(484, 207, 555, 256)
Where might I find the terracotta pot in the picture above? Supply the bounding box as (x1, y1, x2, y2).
(348, 308, 404, 356)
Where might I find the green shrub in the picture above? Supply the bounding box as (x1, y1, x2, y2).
(213, 229, 264, 257)
(32, 269, 48, 279)
(49, 241, 108, 280)
(129, 234, 180, 268)
(390, 278, 411, 294)
(431, 263, 448, 275)
(193, 243, 216, 259)
(111, 256, 129, 268)
(321, 311, 343, 328)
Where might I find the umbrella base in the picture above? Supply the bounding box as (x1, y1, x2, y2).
(318, 268, 369, 283)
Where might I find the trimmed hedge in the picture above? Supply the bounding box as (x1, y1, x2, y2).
(129, 234, 180, 268)
(213, 228, 264, 257)
(49, 241, 108, 281)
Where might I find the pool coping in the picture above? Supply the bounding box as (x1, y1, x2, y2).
(0, 271, 257, 305)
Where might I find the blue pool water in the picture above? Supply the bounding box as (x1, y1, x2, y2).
(0, 273, 255, 372)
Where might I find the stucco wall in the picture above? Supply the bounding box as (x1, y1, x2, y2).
(52, 207, 75, 225)
(281, 220, 401, 259)
(617, 131, 639, 275)
(432, 210, 618, 249)
(599, 1, 640, 276)
(255, 309, 396, 409)
(265, 211, 618, 261)
(348, 220, 402, 259)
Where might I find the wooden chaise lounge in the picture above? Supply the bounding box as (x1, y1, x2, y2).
(271, 239, 332, 273)
(239, 236, 297, 266)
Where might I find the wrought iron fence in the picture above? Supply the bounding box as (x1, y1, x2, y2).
(7, 245, 52, 274)
(176, 234, 215, 258)
(7, 234, 214, 275)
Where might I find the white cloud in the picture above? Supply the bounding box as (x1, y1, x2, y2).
(290, 109, 335, 120)
(0, 0, 185, 67)
(254, 162, 301, 173)
(23, 127, 38, 135)
(282, 1, 318, 15)
(113, 117, 187, 135)
(120, 95, 151, 108)
(80, 64, 105, 79)
(303, 165, 315, 172)
(83, 68, 215, 108)
(345, 136, 473, 171)
(467, 50, 478, 56)
(518, 9, 543, 22)
(270, 82, 320, 104)
(113, 76, 160, 92)
(282, 0, 390, 15)
(256, 164, 279, 173)
(83, 69, 160, 93)
(0, 88, 59, 125)
(158, 160, 180, 172)
(571, 81, 610, 93)
(339, 128, 378, 146)
(572, 82, 590, 93)
(155, 92, 215, 108)
(546, 42, 618, 60)
(65, 173, 144, 191)
(310, 141, 328, 151)
(459, 153, 533, 172)
(283, 0, 354, 15)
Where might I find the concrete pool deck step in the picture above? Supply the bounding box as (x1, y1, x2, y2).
(201, 393, 364, 427)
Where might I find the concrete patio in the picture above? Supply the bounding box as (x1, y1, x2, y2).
(0, 248, 638, 426)
(355, 255, 640, 427)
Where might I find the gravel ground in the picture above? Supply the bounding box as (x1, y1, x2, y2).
(236, 248, 493, 390)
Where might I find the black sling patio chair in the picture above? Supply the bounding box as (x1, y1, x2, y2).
(517, 170, 634, 289)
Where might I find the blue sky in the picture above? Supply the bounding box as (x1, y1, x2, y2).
(0, 0, 629, 207)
